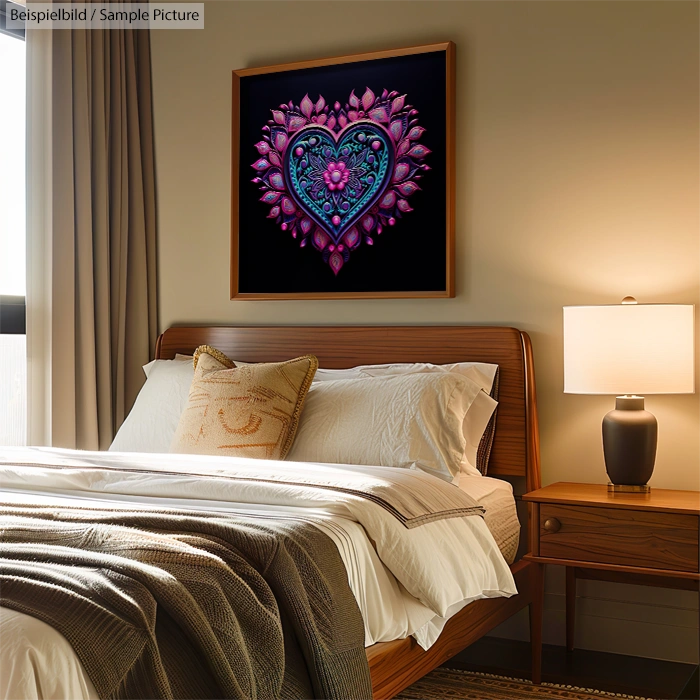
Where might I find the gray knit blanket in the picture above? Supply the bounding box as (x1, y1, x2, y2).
(0, 503, 372, 700)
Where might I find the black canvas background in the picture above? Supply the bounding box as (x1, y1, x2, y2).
(236, 50, 448, 294)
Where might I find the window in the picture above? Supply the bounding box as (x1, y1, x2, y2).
(0, 8, 26, 446)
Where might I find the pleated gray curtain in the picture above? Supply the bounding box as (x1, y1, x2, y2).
(50, 23, 157, 450)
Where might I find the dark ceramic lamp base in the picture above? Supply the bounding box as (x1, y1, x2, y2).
(607, 483, 651, 493)
(602, 396, 657, 492)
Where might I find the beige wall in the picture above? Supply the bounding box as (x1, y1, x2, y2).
(151, 1, 700, 662)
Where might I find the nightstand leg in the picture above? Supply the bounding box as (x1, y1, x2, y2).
(566, 566, 576, 652)
(530, 562, 544, 685)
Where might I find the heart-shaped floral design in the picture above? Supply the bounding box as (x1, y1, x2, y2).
(284, 122, 394, 245)
(251, 88, 431, 275)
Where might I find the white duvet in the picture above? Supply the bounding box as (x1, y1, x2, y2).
(0, 447, 517, 700)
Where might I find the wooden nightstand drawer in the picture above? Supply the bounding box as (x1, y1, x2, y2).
(539, 504, 699, 572)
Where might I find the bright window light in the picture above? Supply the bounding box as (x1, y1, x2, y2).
(0, 28, 26, 447)
(0, 334, 26, 445)
(0, 31, 26, 296)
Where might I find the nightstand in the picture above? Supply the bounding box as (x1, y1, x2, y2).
(522, 483, 700, 679)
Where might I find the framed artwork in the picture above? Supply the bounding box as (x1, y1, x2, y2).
(231, 42, 455, 300)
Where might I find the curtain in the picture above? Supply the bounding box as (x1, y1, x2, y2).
(26, 21, 157, 450)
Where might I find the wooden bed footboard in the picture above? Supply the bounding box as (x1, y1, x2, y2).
(365, 559, 539, 699)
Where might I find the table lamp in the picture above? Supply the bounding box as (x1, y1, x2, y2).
(563, 298, 695, 493)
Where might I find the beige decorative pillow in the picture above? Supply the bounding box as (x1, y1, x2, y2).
(171, 349, 318, 460)
(192, 345, 234, 370)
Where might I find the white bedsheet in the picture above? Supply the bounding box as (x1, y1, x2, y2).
(0, 449, 518, 700)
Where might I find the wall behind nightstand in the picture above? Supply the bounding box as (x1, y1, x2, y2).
(150, 1, 699, 662)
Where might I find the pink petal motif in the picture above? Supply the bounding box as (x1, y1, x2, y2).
(260, 191, 281, 204)
(274, 133, 287, 152)
(391, 95, 405, 114)
(269, 171, 285, 190)
(300, 217, 313, 235)
(397, 181, 420, 196)
(343, 227, 361, 249)
(300, 94, 314, 119)
(254, 88, 429, 270)
(362, 87, 375, 112)
(329, 251, 344, 276)
(393, 163, 410, 182)
(281, 197, 296, 215)
(368, 107, 389, 123)
(288, 116, 306, 133)
(397, 140, 411, 157)
(407, 126, 425, 140)
(380, 191, 397, 208)
(389, 120, 404, 142)
(313, 228, 330, 251)
(407, 144, 431, 158)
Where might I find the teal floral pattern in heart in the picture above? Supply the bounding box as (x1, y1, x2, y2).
(284, 123, 394, 245)
(251, 88, 431, 275)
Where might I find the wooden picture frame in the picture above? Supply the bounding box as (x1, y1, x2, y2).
(231, 42, 456, 300)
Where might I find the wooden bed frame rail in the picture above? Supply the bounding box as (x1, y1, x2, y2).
(155, 325, 542, 698)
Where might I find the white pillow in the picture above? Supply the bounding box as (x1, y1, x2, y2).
(111, 357, 497, 476)
(314, 362, 498, 477)
(286, 372, 481, 482)
(314, 360, 498, 393)
(458, 391, 497, 475)
(109, 357, 194, 453)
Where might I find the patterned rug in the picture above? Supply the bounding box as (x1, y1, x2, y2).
(394, 668, 653, 700)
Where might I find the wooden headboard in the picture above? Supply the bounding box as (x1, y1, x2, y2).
(156, 325, 541, 492)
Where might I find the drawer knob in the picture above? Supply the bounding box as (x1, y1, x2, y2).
(543, 517, 561, 533)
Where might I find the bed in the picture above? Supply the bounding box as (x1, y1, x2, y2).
(156, 325, 543, 698)
(0, 325, 542, 700)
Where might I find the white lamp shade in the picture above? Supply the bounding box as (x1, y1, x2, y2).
(563, 303, 695, 395)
